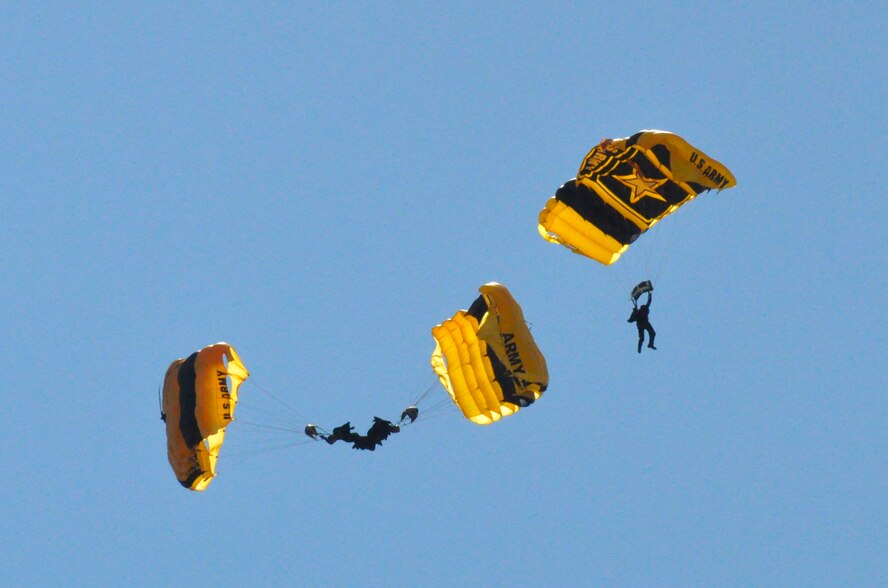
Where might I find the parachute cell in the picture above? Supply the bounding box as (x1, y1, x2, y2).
(431, 283, 548, 425)
(538, 130, 736, 265)
(162, 342, 249, 491)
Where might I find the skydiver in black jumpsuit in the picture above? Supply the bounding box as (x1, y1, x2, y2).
(628, 291, 656, 353)
(307, 418, 401, 451)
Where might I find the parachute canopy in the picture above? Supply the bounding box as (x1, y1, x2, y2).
(431, 283, 548, 425)
(538, 130, 736, 265)
(162, 342, 249, 491)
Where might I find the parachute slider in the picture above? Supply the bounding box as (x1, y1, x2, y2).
(400, 406, 419, 424)
(631, 280, 653, 304)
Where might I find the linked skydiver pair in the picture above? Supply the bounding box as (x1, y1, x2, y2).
(304, 406, 418, 451)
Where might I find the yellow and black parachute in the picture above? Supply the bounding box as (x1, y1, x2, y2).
(539, 130, 736, 265)
(431, 283, 548, 425)
(161, 342, 249, 491)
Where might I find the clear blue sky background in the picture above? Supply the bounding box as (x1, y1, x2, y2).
(2, 3, 886, 586)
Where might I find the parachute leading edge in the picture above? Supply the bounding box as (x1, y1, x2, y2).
(431, 283, 548, 425)
(538, 130, 737, 265)
(162, 342, 249, 491)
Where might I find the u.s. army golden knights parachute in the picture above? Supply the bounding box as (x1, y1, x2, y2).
(538, 130, 736, 265)
(431, 283, 548, 425)
(161, 342, 249, 491)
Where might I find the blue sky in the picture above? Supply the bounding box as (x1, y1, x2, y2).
(2, 2, 886, 586)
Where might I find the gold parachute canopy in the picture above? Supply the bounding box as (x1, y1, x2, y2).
(431, 283, 548, 425)
(538, 130, 737, 265)
(162, 342, 249, 491)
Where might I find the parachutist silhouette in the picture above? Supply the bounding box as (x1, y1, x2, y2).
(353, 417, 400, 450)
(320, 422, 360, 445)
(628, 291, 656, 353)
(319, 418, 400, 451)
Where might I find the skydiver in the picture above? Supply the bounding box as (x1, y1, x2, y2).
(319, 422, 361, 445)
(319, 417, 400, 451)
(352, 417, 400, 451)
(628, 291, 656, 353)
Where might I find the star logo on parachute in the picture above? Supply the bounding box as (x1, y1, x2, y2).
(613, 166, 668, 204)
